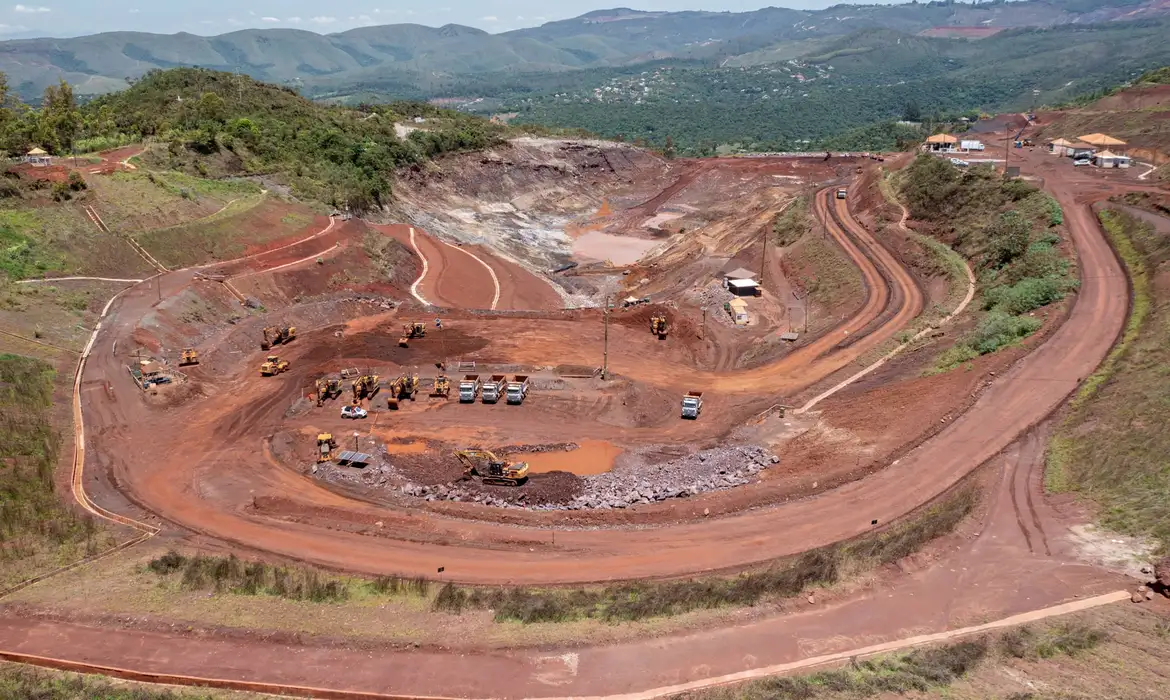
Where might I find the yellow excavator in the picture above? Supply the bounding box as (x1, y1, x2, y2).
(430, 374, 451, 398)
(316, 433, 338, 463)
(259, 355, 289, 376)
(179, 348, 199, 366)
(455, 449, 530, 487)
(398, 322, 426, 347)
(650, 316, 669, 340)
(351, 374, 380, 402)
(386, 373, 420, 409)
(260, 326, 297, 351)
(315, 377, 342, 406)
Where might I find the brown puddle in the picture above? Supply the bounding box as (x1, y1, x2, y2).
(516, 440, 622, 476)
(384, 441, 428, 454)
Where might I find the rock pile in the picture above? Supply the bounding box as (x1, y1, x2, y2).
(570, 444, 777, 510)
(392, 444, 777, 511)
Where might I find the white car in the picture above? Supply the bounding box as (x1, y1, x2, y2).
(949, 158, 969, 167)
(341, 405, 368, 419)
(1073, 158, 1092, 167)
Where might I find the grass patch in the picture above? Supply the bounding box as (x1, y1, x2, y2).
(144, 487, 977, 624)
(680, 618, 1108, 700)
(0, 221, 64, 281)
(1045, 208, 1170, 550)
(135, 198, 297, 269)
(0, 354, 109, 587)
(0, 661, 253, 699)
(900, 156, 1076, 374)
(434, 485, 978, 624)
(788, 225, 864, 324)
(773, 196, 812, 246)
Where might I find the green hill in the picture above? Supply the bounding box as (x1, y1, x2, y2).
(0, 0, 1167, 99)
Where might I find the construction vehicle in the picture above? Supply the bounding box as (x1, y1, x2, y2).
(506, 375, 530, 405)
(455, 449, 530, 487)
(481, 374, 508, 404)
(316, 433, 338, 463)
(179, 348, 199, 366)
(386, 373, 420, 409)
(351, 374, 380, 402)
(398, 322, 426, 347)
(315, 377, 342, 406)
(260, 326, 296, 351)
(836, 188, 847, 199)
(459, 374, 481, 403)
(650, 316, 669, 340)
(681, 390, 704, 419)
(260, 355, 289, 376)
(430, 374, 451, 398)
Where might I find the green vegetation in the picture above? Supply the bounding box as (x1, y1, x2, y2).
(145, 486, 976, 623)
(0, 354, 110, 588)
(498, 21, 1170, 154)
(0, 220, 64, 280)
(773, 196, 812, 246)
(0, 662, 252, 699)
(1046, 209, 1170, 550)
(898, 156, 1076, 372)
(678, 619, 1108, 700)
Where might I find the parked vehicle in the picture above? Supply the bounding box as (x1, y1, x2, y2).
(458, 374, 481, 403)
(506, 375, 530, 405)
(1073, 157, 1092, 167)
(481, 374, 508, 403)
(949, 158, 969, 167)
(835, 188, 847, 199)
(341, 405, 368, 419)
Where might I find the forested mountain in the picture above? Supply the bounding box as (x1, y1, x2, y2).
(0, 0, 1166, 99)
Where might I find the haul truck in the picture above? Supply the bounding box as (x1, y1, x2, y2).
(459, 375, 481, 403)
(506, 375, 530, 405)
(681, 391, 704, 419)
(481, 374, 508, 404)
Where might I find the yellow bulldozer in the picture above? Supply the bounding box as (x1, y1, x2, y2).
(650, 316, 669, 339)
(179, 348, 199, 366)
(259, 355, 289, 376)
(351, 374, 380, 402)
(315, 377, 343, 407)
(260, 326, 297, 351)
(386, 373, 420, 409)
(430, 374, 451, 399)
(398, 322, 426, 347)
(316, 433, 338, 463)
(455, 449, 529, 487)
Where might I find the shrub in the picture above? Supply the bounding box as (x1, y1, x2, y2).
(968, 311, 1042, 355)
(984, 274, 1074, 315)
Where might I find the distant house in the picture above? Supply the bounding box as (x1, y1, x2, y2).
(1094, 150, 1131, 168)
(923, 134, 959, 152)
(728, 298, 749, 325)
(23, 147, 51, 166)
(1048, 138, 1076, 156)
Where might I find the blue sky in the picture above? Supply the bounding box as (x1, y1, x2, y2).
(0, 0, 915, 37)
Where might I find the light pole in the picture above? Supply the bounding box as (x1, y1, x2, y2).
(601, 296, 610, 380)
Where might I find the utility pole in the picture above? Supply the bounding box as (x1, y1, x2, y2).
(602, 296, 610, 380)
(702, 305, 707, 340)
(758, 223, 768, 289)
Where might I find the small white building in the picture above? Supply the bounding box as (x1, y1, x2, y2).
(1094, 150, 1131, 168)
(727, 278, 759, 297)
(22, 147, 51, 166)
(728, 297, 749, 325)
(1048, 138, 1076, 156)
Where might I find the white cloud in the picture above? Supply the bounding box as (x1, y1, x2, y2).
(13, 4, 50, 13)
(0, 22, 28, 33)
(226, 17, 242, 26)
(286, 16, 302, 23)
(481, 15, 497, 21)
(128, 8, 139, 13)
(310, 16, 336, 24)
(261, 16, 280, 23)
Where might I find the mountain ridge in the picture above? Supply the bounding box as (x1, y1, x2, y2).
(2, 0, 1167, 99)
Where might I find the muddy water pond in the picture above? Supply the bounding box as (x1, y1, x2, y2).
(572, 231, 659, 266)
(515, 440, 623, 476)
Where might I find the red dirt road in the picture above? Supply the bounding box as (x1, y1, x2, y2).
(56, 185, 999, 585)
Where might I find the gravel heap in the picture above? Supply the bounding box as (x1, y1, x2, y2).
(682, 280, 737, 327)
(391, 443, 777, 511)
(570, 444, 777, 510)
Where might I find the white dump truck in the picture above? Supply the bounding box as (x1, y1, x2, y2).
(481, 374, 508, 404)
(506, 375, 530, 405)
(458, 374, 481, 403)
(681, 390, 704, 419)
